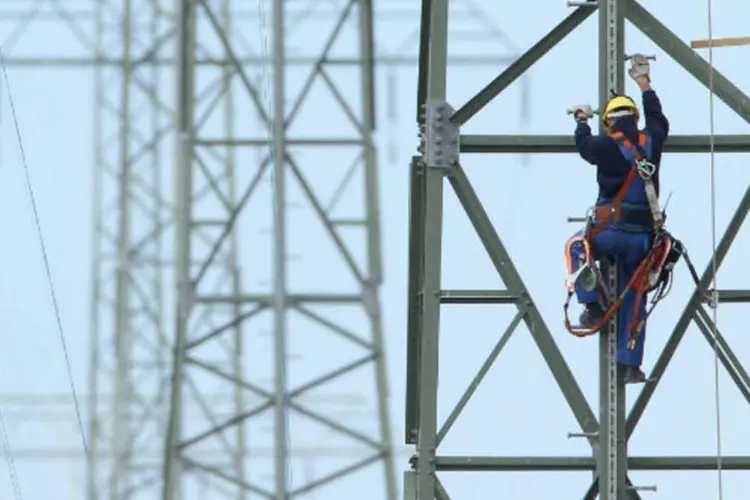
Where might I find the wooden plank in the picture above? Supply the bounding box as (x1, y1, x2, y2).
(691, 36, 750, 49)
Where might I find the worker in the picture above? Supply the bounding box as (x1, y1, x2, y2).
(565, 54, 669, 384)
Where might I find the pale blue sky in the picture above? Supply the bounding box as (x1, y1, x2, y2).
(0, 0, 747, 499)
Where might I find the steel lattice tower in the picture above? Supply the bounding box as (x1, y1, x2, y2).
(161, 0, 397, 498)
(406, 1, 750, 499)
(0, 0, 520, 498)
(84, 0, 519, 499)
(87, 0, 399, 497)
(0, 0, 177, 497)
(89, 0, 177, 498)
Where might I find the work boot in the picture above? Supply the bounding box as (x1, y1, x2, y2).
(624, 366, 647, 384)
(578, 302, 605, 329)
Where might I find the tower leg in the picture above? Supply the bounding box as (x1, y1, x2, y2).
(598, 1, 628, 498)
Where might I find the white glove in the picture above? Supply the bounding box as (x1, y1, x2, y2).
(628, 54, 650, 82)
(569, 104, 594, 123)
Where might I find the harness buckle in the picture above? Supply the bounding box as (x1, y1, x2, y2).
(636, 159, 656, 179)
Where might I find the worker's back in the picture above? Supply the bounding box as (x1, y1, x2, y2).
(595, 120, 661, 204)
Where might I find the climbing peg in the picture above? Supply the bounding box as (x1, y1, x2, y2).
(567, 431, 599, 439)
(566, 108, 599, 116)
(628, 485, 657, 493)
(625, 54, 656, 61)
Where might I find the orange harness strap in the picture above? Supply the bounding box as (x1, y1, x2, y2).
(564, 253, 655, 339)
(591, 131, 648, 236)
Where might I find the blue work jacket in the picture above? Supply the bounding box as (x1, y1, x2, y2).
(573, 90, 670, 201)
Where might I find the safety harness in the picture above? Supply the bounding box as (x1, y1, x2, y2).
(564, 131, 705, 348)
(591, 132, 662, 238)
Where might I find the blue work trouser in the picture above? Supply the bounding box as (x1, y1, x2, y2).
(566, 228, 652, 367)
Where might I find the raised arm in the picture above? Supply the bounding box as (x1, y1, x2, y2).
(629, 58, 669, 152)
(574, 120, 611, 165)
(639, 77, 669, 151)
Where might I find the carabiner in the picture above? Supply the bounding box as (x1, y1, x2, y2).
(636, 159, 656, 179)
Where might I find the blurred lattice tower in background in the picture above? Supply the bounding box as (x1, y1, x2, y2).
(0, 0, 522, 499)
(90, 0, 402, 496)
(162, 1, 526, 499)
(0, 0, 254, 497)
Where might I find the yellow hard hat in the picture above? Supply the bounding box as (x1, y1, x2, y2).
(602, 95, 640, 122)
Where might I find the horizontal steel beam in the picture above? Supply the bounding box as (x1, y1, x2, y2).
(716, 289, 750, 303)
(0, 56, 515, 68)
(197, 293, 362, 304)
(433, 455, 750, 471)
(460, 134, 750, 154)
(196, 139, 365, 147)
(439, 290, 519, 304)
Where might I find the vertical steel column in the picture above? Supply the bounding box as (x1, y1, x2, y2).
(87, 2, 106, 496)
(415, 2, 450, 500)
(598, 1, 627, 498)
(163, 0, 196, 497)
(359, 1, 398, 498)
(271, 0, 290, 498)
(111, 1, 133, 496)
(219, 1, 246, 496)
